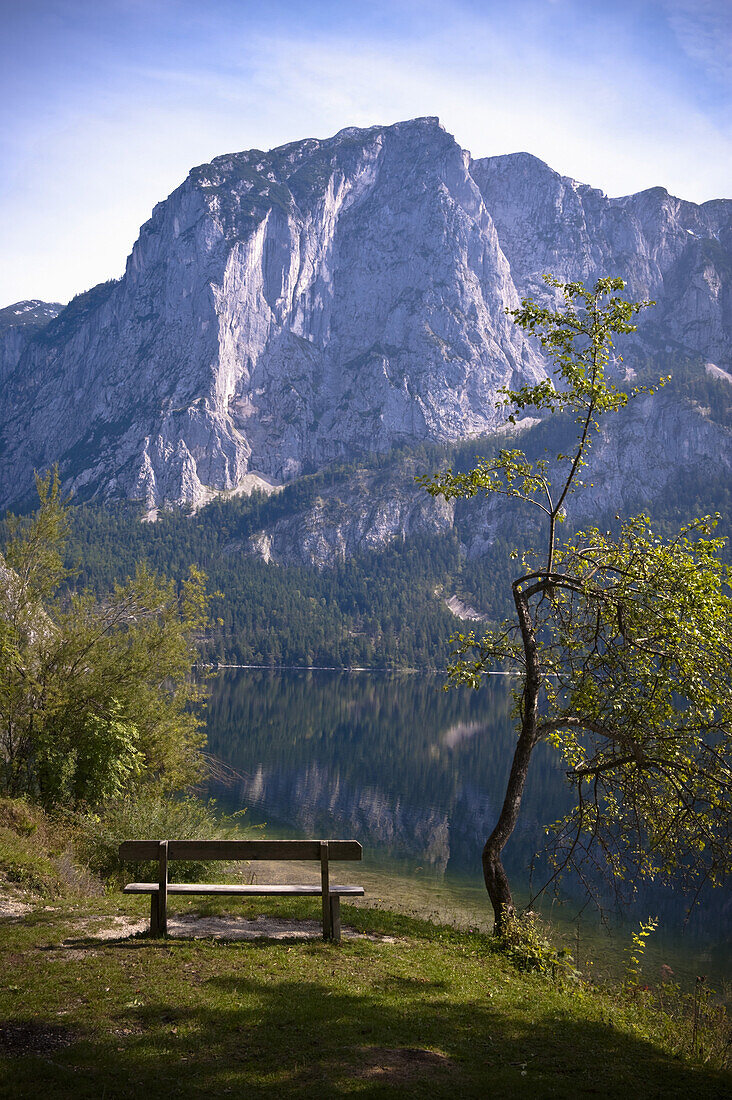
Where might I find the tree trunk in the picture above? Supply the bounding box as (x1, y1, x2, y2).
(483, 579, 542, 934)
(482, 722, 539, 932)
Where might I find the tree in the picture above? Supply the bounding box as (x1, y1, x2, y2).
(419, 276, 732, 932)
(0, 469, 210, 807)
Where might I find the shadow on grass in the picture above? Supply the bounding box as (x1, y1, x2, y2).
(4, 938, 731, 1100)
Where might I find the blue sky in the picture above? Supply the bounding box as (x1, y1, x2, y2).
(2, 0, 730, 305)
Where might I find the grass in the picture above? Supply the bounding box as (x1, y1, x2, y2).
(0, 798, 98, 897)
(0, 890, 730, 1099)
(0, 798, 729, 1098)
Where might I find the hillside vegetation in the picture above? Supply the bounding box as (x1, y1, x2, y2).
(57, 386, 732, 670)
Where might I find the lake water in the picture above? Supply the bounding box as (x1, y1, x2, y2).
(205, 668, 730, 984)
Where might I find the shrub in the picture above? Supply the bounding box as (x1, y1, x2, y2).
(0, 796, 100, 896)
(1, 470, 211, 808)
(70, 787, 252, 887)
(497, 907, 578, 980)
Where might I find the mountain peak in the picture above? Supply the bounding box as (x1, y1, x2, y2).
(333, 116, 443, 141)
(1, 120, 730, 514)
(0, 300, 64, 332)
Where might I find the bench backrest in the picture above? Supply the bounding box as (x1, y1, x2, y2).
(118, 839, 362, 862)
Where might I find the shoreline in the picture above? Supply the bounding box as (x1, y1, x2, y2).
(203, 664, 520, 675)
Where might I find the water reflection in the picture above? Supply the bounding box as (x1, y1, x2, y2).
(205, 669, 568, 881)
(205, 669, 730, 974)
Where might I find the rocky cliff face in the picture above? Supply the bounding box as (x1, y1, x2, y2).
(471, 153, 732, 366)
(0, 300, 63, 384)
(231, 463, 455, 569)
(240, 389, 731, 570)
(0, 119, 543, 512)
(1, 118, 730, 527)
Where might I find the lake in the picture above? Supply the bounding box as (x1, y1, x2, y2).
(205, 668, 730, 984)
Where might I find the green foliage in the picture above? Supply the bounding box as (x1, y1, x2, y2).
(3, 466, 72, 603)
(0, 822, 65, 894)
(496, 907, 577, 980)
(542, 517, 732, 897)
(0, 796, 97, 897)
(71, 789, 249, 887)
(0, 472, 211, 807)
(420, 275, 732, 925)
(624, 916, 659, 990)
(655, 973, 729, 1065)
(58, 498, 499, 669)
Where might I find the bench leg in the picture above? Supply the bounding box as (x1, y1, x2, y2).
(322, 891, 332, 941)
(329, 895, 341, 944)
(320, 842, 332, 941)
(157, 840, 168, 938)
(157, 888, 168, 938)
(150, 892, 160, 937)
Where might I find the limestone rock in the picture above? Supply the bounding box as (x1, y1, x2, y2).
(1, 119, 729, 549)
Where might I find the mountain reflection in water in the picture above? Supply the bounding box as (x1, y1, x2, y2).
(204, 669, 730, 957)
(205, 668, 566, 880)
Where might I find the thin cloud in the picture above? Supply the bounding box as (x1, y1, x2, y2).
(1, 0, 730, 305)
(660, 0, 732, 86)
(243, 27, 731, 200)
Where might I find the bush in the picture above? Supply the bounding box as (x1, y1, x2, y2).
(70, 787, 252, 887)
(1, 470, 211, 808)
(0, 797, 43, 838)
(0, 796, 100, 896)
(497, 907, 578, 980)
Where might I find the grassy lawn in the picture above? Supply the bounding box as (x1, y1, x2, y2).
(0, 891, 730, 1099)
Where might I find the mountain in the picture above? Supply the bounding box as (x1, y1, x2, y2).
(0, 300, 64, 331)
(0, 299, 64, 384)
(470, 152, 732, 365)
(1, 118, 730, 560)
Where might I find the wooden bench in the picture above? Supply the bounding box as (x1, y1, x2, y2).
(119, 839, 364, 943)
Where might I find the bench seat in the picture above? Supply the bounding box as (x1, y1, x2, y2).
(124, 883, 365, 897)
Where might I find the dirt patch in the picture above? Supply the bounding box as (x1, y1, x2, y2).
(0, 890, 33, 920)
(57, 912, 399, 944)
(173, 914, 325, 940)
(161, 915, 398, 942)
(60, 915, 148, 943)
(0, 1020, 78, 1057)
(52, 948, 101, 960)
(351, 1046, 453, 1082)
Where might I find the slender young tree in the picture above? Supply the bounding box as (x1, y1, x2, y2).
(419, 276, 732, 932)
